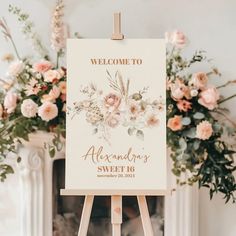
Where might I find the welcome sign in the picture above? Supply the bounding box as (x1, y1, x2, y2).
(65, 39, 167, 194)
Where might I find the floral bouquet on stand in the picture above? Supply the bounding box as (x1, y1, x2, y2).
(0, 3, 235, 202)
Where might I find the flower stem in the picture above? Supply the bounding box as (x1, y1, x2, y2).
(217, 80, 236, 89)
(9, 37, 21, 60)
(56, 52, 60, 68)
(219, 94, 236, 104)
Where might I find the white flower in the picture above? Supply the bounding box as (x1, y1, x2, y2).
(190, 89, 198, 97)
(7, 60, 25, 77)
(21, 99, 38, 118)
(38, 102, 58, 121)
(4, 92, 17, 114)
(165, 30, 187, 48)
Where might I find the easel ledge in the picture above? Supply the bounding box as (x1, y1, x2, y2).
(61, 189, 171, 196)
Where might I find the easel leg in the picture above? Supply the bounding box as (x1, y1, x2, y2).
(111, 195, 122, 236)
(137, 196, 154, 236)
(78, 195, 94, 236)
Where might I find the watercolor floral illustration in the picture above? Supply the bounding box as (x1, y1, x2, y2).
(68, 70, 164, 144)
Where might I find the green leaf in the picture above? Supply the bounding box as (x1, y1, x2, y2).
(179, 138, 187, 150)
(136, 130, 144, 140)
(183, 128, 196, 139)
(193, 140, 200, 150)
(193, 112, 205, 119)
(128, 127, 136, 136)
(182, 117, 191, 126)
(49, 147, 56, 158)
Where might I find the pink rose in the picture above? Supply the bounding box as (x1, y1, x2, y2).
(198, 87, 219, 110)
(170, 79, 190, 101)
(196, 120, 213, 140)
(189, 72, 208, 90)
(104, 93, 121, 109)
(38, 102, 58, 121)
(165, 30, 187, 48)
(177, 100, 192, 112)
(167, 115, 182, 131)
(43, 70, 61, 83)
(49, 86, 60, 99)
(4, 92, 17, 114)
(106, 113, 120, 128)
(58, 81, 66, 94)
(33, 60, 53, 73)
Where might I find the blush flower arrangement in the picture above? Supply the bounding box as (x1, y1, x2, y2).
(0, 4, 235, 202)
(0, 2, 66, 181)
(69, 70, 164, 144)
(166, 31, 236, 202)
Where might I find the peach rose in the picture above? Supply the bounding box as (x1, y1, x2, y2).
(49, 86, 60, 99)
(104, 93, 121, 109)
(167, 115, 182, 131)
(58, 81, 66, 94)
(171, 79, 190, 101)
(43, 70, 61, 83)
(177, 100, 192, 112)
(189, 72, 208, 90)
(38, 102, 58, 121)
(198, 87, 219, 110)
(165, 30, 187, 48)
(4, 92, 17, 114)
(196, 120, 213, 140)
(33, 60, 53, 73)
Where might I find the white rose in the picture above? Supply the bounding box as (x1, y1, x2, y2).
(7, 60, 25, 77)
(165, 30, 187, 48)
(4, 92, 17, 114)
(21, 99, 38, 118)
(38, 101, 58, 121)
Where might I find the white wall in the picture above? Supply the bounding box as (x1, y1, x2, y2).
(0, 0, 236, 235)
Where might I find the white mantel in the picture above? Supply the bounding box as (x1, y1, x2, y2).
(13, 132, 199, 236)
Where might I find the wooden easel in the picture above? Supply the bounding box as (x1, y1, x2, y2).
(61, 13, 169, 236)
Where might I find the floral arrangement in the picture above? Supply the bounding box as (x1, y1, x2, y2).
(0, 3, 235, 201)
(0, 2, 66, 181)
(166, 31, 236, 202)
(69, 70, 164, 144)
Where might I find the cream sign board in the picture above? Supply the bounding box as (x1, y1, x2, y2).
(65, 39, 167, 194)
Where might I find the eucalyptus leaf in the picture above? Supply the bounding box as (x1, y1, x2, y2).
(182, 117, 191, 126)
(179, 138, 187, 150)
(193, 140, 200, 150)
(183, 128, 196, 139)
(92, 128, 98, 134)
(128, 127, 136, 136)
(193, 112, 205, 120)
(136, 130, 144, 140)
